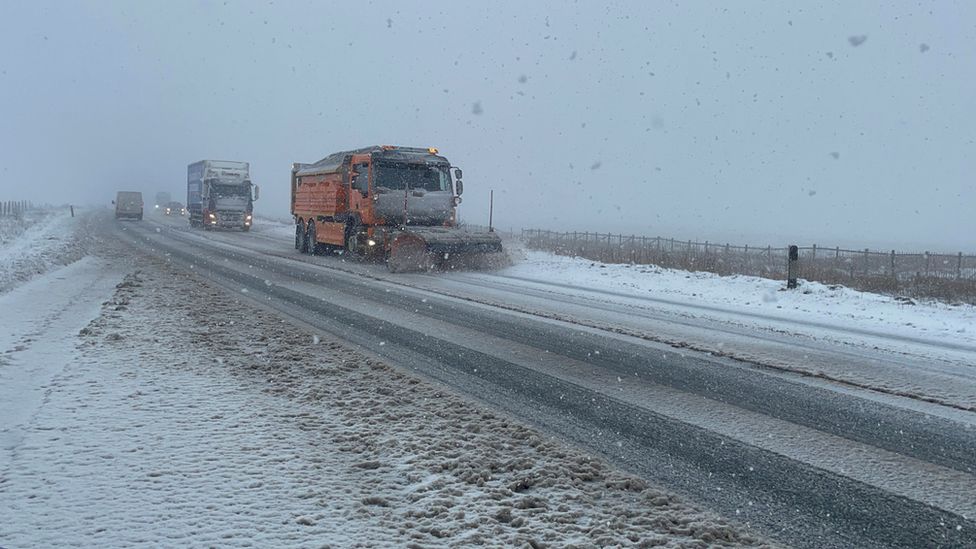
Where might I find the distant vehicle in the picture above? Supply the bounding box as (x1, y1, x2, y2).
(187, 160, 258, 231)
(114, 191, 143, 220)
(291, 145, 502, 271)
(154, 191, 172, 210)
(163, 201, 186, 216)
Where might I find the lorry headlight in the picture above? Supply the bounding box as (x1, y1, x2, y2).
(209, 213, 216, 219)
(245, 214, 253, 220)
(367, 239, 376, 246)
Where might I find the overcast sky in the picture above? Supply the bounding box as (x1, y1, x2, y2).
(1, 1, 973, 250)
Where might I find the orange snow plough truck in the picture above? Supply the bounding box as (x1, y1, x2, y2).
(291, 145, 502, 272)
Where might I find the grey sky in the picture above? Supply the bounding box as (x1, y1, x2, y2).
(1, 1, 973, 251)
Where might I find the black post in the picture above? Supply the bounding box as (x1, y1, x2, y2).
(787, 245, 799, 289)
(70, 205, 75, 218)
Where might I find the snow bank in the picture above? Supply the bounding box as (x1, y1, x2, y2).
(503, 250, 976, 349)
(0, 207, 96, 294)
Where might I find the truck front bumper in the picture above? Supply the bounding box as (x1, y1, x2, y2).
(207, 212, 253, 228)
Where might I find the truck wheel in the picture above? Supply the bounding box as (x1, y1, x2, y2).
(296, 221, 307, 253)
(344, 223, 362, 256)
(306, 221, 318, 255)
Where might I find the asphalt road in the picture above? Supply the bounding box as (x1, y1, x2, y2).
(116, 215, 976, 548)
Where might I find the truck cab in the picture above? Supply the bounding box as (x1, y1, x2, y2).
(187, 160, 258, 231)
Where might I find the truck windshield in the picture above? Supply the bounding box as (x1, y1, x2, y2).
(374, 162, 451, 192)
(212, 183, 250, 198)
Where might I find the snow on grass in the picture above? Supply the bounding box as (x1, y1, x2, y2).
(0, 256, 124, 473)
(503, 250, 976, 349)
(0, 207, 97, 294)
(0, 246, 773, 548)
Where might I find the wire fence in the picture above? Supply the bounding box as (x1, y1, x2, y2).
(0, 200, 33, 217)
(521, 229, 976, 303)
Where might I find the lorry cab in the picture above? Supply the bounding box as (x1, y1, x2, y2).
(187, 160, 257, 231)
(114, 191, 143, 220)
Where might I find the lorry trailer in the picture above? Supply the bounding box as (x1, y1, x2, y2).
(291, 145, 502, 271)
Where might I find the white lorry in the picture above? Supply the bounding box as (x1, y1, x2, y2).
(187, 160, 259, 231)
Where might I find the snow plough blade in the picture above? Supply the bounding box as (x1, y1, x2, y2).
(387, 227, 504, 273)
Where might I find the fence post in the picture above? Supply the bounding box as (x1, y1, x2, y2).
(787, 245, 799, 289)
(924, 252, 930, 277)
(890, 250, 896, 280)
(959, 252, 964, 280)
(864, 248, 869, 276)
(812, 244, 817, 262)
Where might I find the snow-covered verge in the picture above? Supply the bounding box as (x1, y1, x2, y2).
(0, 207, 100, 294)
(502, 249, 976, 350)
(0, 248, 773, 547)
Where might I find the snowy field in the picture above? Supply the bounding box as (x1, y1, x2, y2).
(0, 218, 774, 546)
(0, 207, 99, 294)
(502, 248, 976, 350)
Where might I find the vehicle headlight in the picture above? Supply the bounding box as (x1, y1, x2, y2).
(209, 213, 216, 218)
(165, 208, 171, 214)
(246, 214, 253, 220)
(367, 239, 376, 246)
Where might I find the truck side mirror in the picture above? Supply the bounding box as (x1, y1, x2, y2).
(453, 168, 463, 180)
(455, 179, 463, 196)
(253, 185, 260, 201)
(111, 200, 115, 205)
(351, 164, 369, 196)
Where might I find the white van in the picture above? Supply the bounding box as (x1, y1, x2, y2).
(115, 191, 143, 220)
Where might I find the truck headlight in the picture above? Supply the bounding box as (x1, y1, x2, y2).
(367, 239, 376, 246)
(209, 213, 216, 219)
(245, 214, 253, 220)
